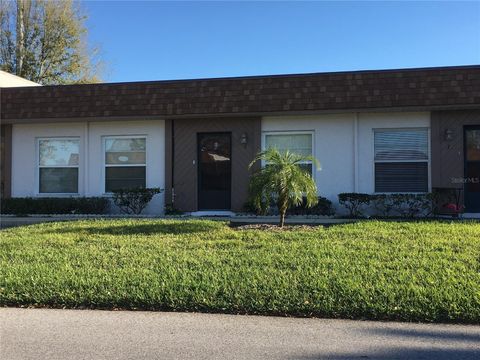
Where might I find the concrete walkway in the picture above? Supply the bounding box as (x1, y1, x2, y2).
(1, 308, 479, 360)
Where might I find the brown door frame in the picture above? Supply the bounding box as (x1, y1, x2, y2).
(197, 132, 232, 210)
(0, 124, 12, 198)
(464, 125, 480, 212)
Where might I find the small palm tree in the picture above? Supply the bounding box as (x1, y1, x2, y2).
(248, 148, 319, 227)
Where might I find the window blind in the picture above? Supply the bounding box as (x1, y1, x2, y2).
(374, 129, 428, 161)
(374, 129, 429, 193)
(375, 162, 428, 193)
(265, 134, 312, 156)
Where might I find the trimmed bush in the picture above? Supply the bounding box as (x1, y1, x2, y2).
(372, 193, 433, 218)
(371, 194, 397, 217)
(243, 199, 263, 215)
(338, 193, 371, 218)
(390, 194, 432, 218)
(164, 203, 183, 216)
(0, 197, 109, 215)
(287, 196, 335, 216)
(243, 196, 334, 216)
(112, 187, 162, 215)
(341, 193, 434, 218)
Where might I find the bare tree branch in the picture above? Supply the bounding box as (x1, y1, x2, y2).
(0, 0, 103, 84)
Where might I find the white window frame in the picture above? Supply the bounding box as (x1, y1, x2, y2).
(372, 127, 431, 194)
(262, 131, 315, 178)
(103, 135, 147, 194)
(36, 137, 80, 196)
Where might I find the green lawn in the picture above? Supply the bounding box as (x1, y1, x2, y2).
(1, 219, 479, 323)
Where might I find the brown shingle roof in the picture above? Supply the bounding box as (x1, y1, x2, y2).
(1, 65, 479, 122)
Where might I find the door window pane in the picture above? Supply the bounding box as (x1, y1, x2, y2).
(465, 163, 480, 193)
(466, 129, 480, 161)
(198, 133, 231, 210)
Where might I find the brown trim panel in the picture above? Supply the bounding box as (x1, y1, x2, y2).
(171, 117, 261, 212)
(431, 110, 480, 207)
(0, 124, 12, 198)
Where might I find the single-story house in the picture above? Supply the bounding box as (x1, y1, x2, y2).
(1, 65, 479, 215)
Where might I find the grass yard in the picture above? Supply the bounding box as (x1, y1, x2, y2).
(1, 219, 479, 323)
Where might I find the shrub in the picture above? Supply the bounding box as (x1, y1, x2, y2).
(287, 196, 335, 216)
(371, 193, 433, 218)
(390, 194, 432, 218)
(242, 199, 265, 215)
(431, 188, 463, 217)
(0, 197, 109, 215)
(164, 203, 183, 216)
(371, 194, 397, 217)
(338, 193, 371, 218)
(111, 187, 162, 215)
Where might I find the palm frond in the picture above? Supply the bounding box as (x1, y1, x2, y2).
(248, 148, 320, 222)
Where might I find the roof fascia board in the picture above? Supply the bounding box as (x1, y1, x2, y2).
(2, 104, 480, 124)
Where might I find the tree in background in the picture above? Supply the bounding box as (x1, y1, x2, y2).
(0, 0, 102, 84)
(248, 148, 319, 227)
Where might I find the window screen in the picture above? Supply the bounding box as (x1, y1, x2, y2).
(265, 133, 313, 175)
(105, 137, 146, 192)
(38, 139, 79, 193)
(265, 134, 312, 156)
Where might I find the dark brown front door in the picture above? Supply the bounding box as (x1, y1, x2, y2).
(197, 133, 231, 210)
(465, 126, 480, 212)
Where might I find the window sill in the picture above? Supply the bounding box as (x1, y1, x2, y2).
(34, 193, 81, 198)
(373, 192, 430, 195)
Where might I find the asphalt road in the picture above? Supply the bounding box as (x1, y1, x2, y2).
(1, 308, 479, 360)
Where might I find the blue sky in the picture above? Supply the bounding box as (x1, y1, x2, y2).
(84, 1, 480, 83)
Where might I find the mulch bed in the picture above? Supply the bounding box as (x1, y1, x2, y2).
(232, 224, 323, 231)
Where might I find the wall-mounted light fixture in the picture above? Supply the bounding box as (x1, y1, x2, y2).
(240, 133, 248, 146)
(444, 129, 454, 141)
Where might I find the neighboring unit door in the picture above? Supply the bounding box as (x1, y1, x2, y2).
(464, 126, 480, 212)
(197, 133, 231, 210)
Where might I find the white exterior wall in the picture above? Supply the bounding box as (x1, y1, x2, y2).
(11, 123, 87, 197)
(11, 112, 430, 215)
(11, 120, 165, 214)
(262, 114, 356, 209)
(262, 111, 431, 212)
